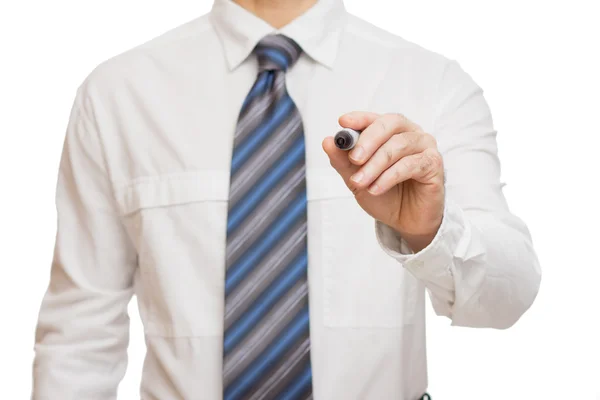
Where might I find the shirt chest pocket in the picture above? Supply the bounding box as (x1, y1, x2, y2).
(115, 168, 416, 337)
(308, 168, 417, 328)
(115, 171, 230, 338)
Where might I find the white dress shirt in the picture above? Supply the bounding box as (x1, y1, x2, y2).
(32, 0, 542, 399)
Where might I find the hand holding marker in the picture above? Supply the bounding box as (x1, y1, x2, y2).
(334, 128, 361, 150)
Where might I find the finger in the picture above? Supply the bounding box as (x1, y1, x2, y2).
(322, 136, 360, 184)
(348, 113, 424, 166)
(349, 131, 429, 188)
(338, 111, 380, 131)
(367, 148, 444, 195)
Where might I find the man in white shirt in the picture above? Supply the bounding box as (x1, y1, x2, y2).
(32, 0, 542, 399)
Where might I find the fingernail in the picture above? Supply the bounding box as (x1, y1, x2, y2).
(350, 146, 365, 162)
(351, 171, 364, 183)
(368, 184, 380, 194)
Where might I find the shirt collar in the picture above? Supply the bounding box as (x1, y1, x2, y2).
(210, 0, 347, 70)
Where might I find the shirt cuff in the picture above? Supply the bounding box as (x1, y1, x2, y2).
(374, 198, 467, 278)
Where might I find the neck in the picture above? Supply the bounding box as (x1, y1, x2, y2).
(233, 0, 318, 29)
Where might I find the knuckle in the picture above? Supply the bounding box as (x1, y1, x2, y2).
(406, 132, 420, 146)
(429, 148, 444, 165)
(422, 132, 438, 147)
(393, 165, 404, 181)
(394, 112, 407, 124)
(420, 155, 433, 172)
(403, 156, 417, 172)
(392, 134, 408, 151)
(421, 148, 443, 171)
(392, 133, 416, 154)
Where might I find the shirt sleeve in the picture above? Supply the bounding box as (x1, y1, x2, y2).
(32, 85, 137, 399)
(375, 60, 541, 329)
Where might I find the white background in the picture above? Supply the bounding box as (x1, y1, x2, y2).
(1, 0, 598, 399)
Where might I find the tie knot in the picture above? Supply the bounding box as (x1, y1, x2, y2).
(254, 34, 302, 72)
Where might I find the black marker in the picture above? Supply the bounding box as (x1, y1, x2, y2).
(334, 128, 361, 151)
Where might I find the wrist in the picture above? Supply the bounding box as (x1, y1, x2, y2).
(391, 219, 442, 253)
(397, 231, 437, 253)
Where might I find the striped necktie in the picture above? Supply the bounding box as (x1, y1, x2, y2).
(223, 34, 312, 400)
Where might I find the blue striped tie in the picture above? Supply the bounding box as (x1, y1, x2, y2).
(223, 34, 313, 400)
